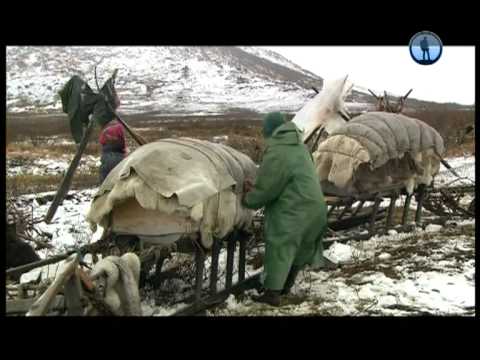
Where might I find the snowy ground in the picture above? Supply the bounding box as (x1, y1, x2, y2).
(212, 221, 475, 316)
(7, 155, 100, 177)
(9, 155, 476, 316)
(435, 155, 476, 188)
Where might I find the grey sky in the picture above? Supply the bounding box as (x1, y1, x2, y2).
(262, 46, 475, 105)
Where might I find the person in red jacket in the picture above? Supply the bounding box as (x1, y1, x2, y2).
(99, 119, 128, 183)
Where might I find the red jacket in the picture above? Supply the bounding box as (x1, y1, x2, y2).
(99, 120, 128, 155)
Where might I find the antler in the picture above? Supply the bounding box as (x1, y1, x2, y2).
(368, 89, 379, 99)
(403, 88, 413, 100)
(384, 91, 392, 112)
(395, 89, 413, 113)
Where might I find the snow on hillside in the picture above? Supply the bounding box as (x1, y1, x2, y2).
(238, 47, 320, 78)
(6, 46, 323, 115)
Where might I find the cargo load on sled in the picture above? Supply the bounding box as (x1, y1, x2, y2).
(293, 77, 445, 197)
(313, 111, 445, 196)
(87, 138, 257, 249)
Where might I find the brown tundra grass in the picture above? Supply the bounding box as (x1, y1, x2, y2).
(6, 110, 474, 194)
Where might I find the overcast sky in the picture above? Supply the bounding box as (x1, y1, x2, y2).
(262, 46, 475, 105)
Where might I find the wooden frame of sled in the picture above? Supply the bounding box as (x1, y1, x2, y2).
(324, 183, 428, 238)
(127, 228, 252, 316)
(5, 232, 253, 316)
(6, 253, 104, 316)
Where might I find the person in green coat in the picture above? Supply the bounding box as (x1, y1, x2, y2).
(242, 112, 329, 306)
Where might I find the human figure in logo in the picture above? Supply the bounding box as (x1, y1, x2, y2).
(420, 36, 431, 62)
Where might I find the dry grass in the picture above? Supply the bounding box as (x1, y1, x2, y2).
(7, 114, 267, 164)
(6, 170, 99, 195)
(6, 110, 474, 195)
(404, 109, 475, 150)
(6, 113, 266, 194)
(444, 137, 475, 157)
(7, 141, 101, 159)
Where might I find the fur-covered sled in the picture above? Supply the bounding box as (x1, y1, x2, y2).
(87, 138, 257, 249)
(293, 77, 445, 196)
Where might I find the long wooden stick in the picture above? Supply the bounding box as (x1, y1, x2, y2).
(44, 120, 96, 224)
(439, 157, 462, 178)
(7, 252, 73, 278)
(172, 273, 261, 316)
(64, 271, 83, 316)
(403, 89, 413, 100)
(26, 253, 80, 316)
(110, 108, 148, 146)
(368, 89, 379, 99)
(6, 239, 107, 279)
(98, 76, 147, 146)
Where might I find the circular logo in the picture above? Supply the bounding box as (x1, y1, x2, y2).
(409, 31, 443, 65)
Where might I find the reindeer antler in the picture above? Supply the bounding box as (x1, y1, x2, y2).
(403, 89, 413, 101)
(368, 89, 379, 99)
(384, 91, 392, 112)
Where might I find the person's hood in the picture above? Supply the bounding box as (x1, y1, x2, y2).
(266, 122, 303, 146)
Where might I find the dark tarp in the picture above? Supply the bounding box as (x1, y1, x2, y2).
(58, 74, 120, 143)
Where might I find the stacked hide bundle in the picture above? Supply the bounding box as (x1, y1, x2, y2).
(313, 112, 445, 195)
(87, 138, 257, 248)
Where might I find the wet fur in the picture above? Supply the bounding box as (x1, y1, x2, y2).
(89, 252, 142, 316)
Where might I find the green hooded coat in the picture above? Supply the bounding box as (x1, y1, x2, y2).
(243, 121, 328, 290)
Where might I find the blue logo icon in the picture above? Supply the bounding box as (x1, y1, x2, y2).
(409, 31, 443, 65)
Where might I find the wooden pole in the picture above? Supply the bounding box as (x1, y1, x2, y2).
(368, 197, 382, 236)
(194, 242, 205, 304)
(26, 253, 80, 316)
(351, 200, 366, 217)
(6, 239, 107, 279)
(44, 120, 96, 224)
(386, 193, 398, 230)
(64, 271, 84, 316)
(368, 89, 379, 99)
(7, 252, 73, 279)
(415, 184, 426, 224)
(103, 100, 147, 146)
(225, 236, 236, 289)
(238, 236, 246, 282)
(402, 194, 413, 225)
(209, 238, 221, 295)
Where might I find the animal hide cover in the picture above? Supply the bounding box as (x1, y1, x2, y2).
(314, 112, 445, 192)
(87, 138, 257, 248)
